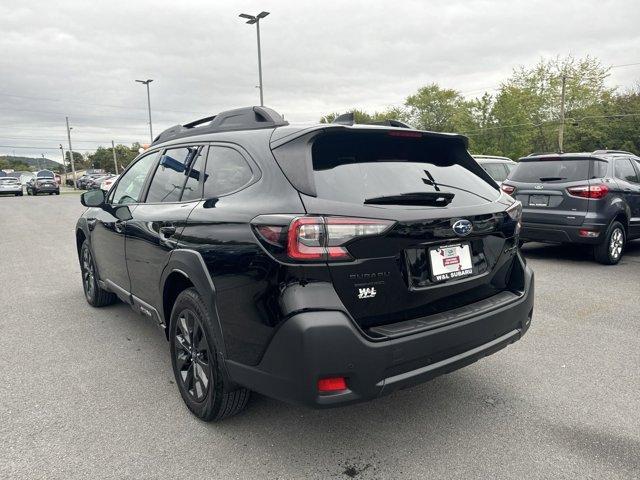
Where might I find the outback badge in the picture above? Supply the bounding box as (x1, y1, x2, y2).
(452, 219, 473, 237)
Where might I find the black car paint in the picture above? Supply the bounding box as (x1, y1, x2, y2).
(76, 121, 533, 408)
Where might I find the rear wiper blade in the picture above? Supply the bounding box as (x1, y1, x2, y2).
(364, 191, 455, 206)
(539, 177, 566, 182)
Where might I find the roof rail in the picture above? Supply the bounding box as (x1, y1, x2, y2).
(526, 152, 558, 157)
(331, 112, 411, 129)
(592, 149, 634, 155)
(152, 106, 288, 145)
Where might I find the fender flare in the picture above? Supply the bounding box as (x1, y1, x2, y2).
(160, 249, 227, 358)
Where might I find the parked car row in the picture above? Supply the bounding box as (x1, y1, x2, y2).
(0, 170, 61, 196)
(77, 173, 118, 190)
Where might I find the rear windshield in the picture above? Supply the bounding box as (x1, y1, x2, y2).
(508, 159, 592, 183)
(311, 133, 498, 206)
(0, 178, 19, 184)
(37, 170, 54, 178)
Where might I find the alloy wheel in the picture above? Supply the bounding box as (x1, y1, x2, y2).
(81, 247, 95, 299)
(174, 310, 211, 403)
(609, 227, 624, 260)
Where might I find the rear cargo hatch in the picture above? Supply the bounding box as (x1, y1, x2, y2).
(272, 128, 522, 333)
(505, 156, 603, 226)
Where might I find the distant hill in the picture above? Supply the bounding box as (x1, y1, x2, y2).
(0, 155, 61, 171)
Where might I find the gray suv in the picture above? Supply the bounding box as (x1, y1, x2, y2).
(502, 150, 640, 264)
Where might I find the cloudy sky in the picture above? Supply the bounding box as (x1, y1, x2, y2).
(1, 0, 639, 160)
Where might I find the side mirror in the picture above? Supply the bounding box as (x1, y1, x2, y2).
(81, 189, 106, 207)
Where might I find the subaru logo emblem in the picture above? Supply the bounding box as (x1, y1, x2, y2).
(452, 219, 473, 237)
(534, 184, 544, 190)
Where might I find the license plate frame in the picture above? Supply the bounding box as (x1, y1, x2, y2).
(428, 242, 474, 282)
(529, 194, 549, 206)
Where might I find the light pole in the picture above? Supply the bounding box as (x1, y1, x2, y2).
(135, 79, 154, 142)
(239, 11, 270, 106)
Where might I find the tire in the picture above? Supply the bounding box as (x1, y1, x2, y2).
(80, 241, 117, 306)
(55, 191, 60, 195)
(169, 288, 250, 421)
(594, 221, 625, 265)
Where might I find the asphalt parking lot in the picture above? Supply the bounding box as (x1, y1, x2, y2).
(1, 194, 639, 480)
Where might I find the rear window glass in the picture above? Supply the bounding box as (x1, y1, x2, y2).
(0, 178, 19, 184)
(311, 133, 498, 206)
(481, 163, 509, 182)
(508, 159, 591, 183)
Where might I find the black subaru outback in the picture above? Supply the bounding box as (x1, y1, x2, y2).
(76, 107, 534, 421)
(502, 151, 640, 264)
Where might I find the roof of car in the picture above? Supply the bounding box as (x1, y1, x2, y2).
(520, 150, 639, 162)
(472, 155, 515, 163)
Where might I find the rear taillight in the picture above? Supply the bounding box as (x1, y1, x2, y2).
(501, 184, 515, 195)
(255, 216, 395, 262)
(566, 184, 609, 199)
(506, 201, 522, 236)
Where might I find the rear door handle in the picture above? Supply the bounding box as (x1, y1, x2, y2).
(159, 225, 177, 237)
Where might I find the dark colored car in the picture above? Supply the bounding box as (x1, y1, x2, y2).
(26, 174, 59, 195)
(78, 173, 105, 189)
(86, 174, 114, 190)
(502, 150, 640, 264)
(0, 177, 23, 196)
(75, 106, 534, 421)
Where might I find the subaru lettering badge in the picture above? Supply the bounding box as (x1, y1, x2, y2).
(452, 219, 473, 237)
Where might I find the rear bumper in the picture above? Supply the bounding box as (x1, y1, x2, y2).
(0, 188, 22, 194)
(521, 221, 607, 244)
(226, 263, 534, 408)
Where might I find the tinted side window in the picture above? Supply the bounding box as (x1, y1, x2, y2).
(146, 146, 200, 203)
(614, 158, 639, 183)
(181, 148, 206, 201)
(111, 152, 159, 205)
(203, 146, 253, 197)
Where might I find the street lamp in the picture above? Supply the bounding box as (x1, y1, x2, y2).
(239, 11, 270, 106)
(135, 79, 154, 142)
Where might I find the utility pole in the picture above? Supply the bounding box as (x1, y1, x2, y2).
(59, 144, 67, 184)
(135, 79, 154, 142)
(111, 140, 119, 174)
(40, 153, 45, 171)
(65, 116, 77, 189)
(558, 73, 567, 153)
(239, 11, 270, 106)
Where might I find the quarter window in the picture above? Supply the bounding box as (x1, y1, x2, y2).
(110, 152, 159, 205)
(203, 146, 253, 197)
(614, 158, 639, 183)
(146, 146, 200, 203)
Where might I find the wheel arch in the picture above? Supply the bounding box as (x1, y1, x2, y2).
(160, 249, 227, 356)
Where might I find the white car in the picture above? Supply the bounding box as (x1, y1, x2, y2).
(472, 155, 516, 186)
(100, 175, 119, 192)
(0, 177, 24, 196)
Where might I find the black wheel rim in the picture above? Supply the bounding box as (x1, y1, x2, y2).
(81, 247, 95, 299)
(174, 310, 211, 403)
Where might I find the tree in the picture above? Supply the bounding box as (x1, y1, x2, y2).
(86, 143, 141, 173)
(404, 84, 474, 132)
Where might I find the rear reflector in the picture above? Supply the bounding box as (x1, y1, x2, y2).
(579, 229, 600, 238)
(566, 184, 609, 199)
(318, 377, 347, 393)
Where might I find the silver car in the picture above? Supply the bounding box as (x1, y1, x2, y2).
(0, 177, 23, 196)
(472, 155, 516, 186)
